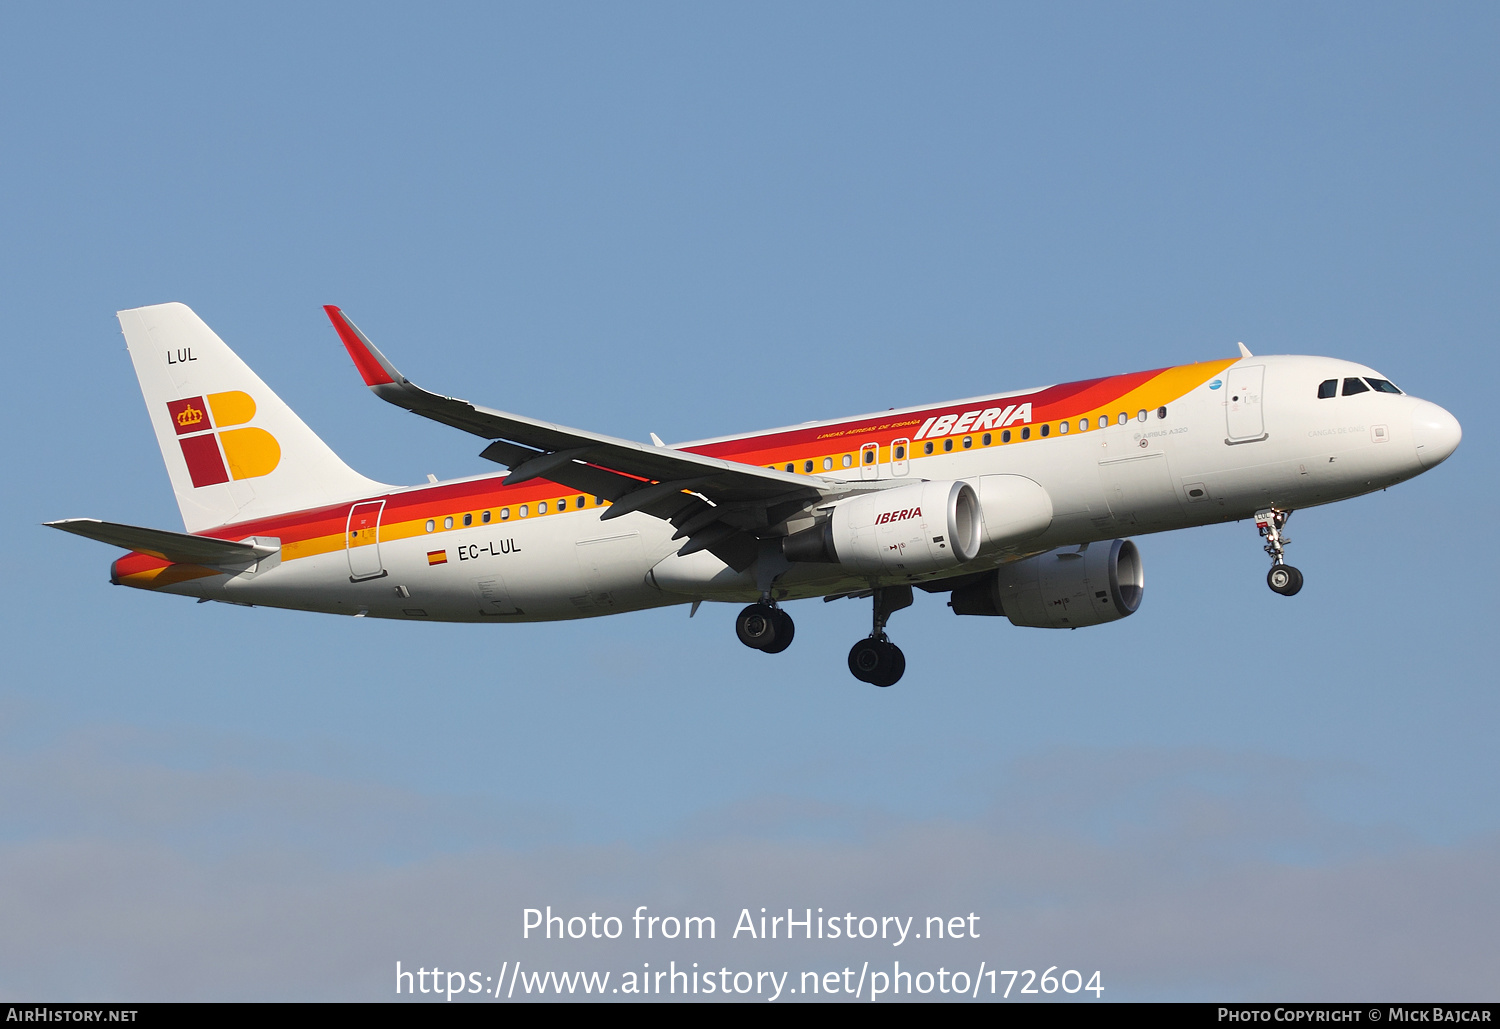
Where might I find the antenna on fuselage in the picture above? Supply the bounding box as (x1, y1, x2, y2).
(1237, 341, 1254, 358)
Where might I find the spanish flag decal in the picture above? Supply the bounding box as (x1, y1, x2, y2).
(427, 550, 448, 566)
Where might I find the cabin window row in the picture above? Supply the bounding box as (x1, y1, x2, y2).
(771, 454, 863, 472)
(916, 408, 1169, 453)
(762, 408, 1172, 468)
(424, 495, 608, 533)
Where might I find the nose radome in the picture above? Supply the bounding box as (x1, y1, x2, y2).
(1412, 400, 1462, 469)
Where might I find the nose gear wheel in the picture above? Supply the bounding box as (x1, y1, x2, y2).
(1267, 564, 1303, 596)
(1255, 508, 1303, 597)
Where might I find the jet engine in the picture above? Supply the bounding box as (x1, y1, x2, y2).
(949, 539, 1143, 628)
(784, 479, 981, 576)
(968, 474, 1053, 550)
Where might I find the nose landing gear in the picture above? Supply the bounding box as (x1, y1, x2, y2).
(1256, 508, 1303, 596)
(1267, 563, 1303, 596)
(736, 602, 795, 653)
(848, 586, 912, 687)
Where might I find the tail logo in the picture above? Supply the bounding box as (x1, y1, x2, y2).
(165, 392, 282, 488)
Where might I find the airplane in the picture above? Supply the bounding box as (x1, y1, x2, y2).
(49, 303, 1461, 687)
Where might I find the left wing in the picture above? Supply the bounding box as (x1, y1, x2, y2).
(324, 307, 873, 567)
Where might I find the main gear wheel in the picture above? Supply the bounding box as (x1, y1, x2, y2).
(735, 603, 794, 653)
(848, 637, 905, 687)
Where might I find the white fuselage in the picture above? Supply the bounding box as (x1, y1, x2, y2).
(148, 355, 1457, 622)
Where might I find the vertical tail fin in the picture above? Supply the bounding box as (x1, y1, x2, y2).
(118, 303, 389, 533)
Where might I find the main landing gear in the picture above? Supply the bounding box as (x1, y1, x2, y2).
(1256, 507, 1304, 597)
(848, 586, 911, 687)
(736, 601, 795, 654)
(734, 585, 912, 687)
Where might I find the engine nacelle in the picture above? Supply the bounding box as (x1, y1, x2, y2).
(968, 474, 1053, 550)
(784, 479, 981, 576)
(950, 539, 1143, 628)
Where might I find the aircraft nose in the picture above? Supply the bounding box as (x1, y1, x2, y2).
(1411, 400, 1462, 469)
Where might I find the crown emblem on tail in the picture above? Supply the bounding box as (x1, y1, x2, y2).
(176, 405, 204, 427)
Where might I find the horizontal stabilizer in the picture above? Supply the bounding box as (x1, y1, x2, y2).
(46, 518, 277, 566)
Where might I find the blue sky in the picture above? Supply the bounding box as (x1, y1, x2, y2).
(2, 2, 1496, 1001)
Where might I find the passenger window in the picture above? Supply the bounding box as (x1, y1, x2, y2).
(425, 519, 435, 533)
(519, 505, 528, 518)
(842, 454, 852, 468)
(538, 501, 548, 514)
(500, 508, 510, 520)
(823, 457, 833, 470)
(923, 441, 934, 455)
(981, 433, 992, 446)
(1318, 379, 1337, 399)
(943, 438, 953, 452)
(804, 460, 814, 472)
(962, 436, 972, 449)
(1117, 413, 1128, 425)
(894, 445, 905, 460)
(1059, 420, 1068, 434)
(1343, 377, 1370, 396)
(863, 450, 874, 464)
(1020, 427, 1031, 440)
(557, 498, 567, 511)
(482, 510, 491, 523)
(1002, 429, 1011, 442)
(786, 463, 795, 473)
(1080, 418, 1089, 432)
(463, 513, 472, 526)
(1137, 410, 1147, 422)
(1366, 378, 1403, 394)
(1157, 406, 1167, 419)
(577, 496, 585, 508)
(1040, 424, 1050, 437)
(444, 516, 453, 529)
(1098, 415, 1108, 429)
(595, 496, 604, 505)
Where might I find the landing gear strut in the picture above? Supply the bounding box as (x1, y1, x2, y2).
(736, 602, 795, 654)
(1256, 507, 1303, 597)
(848, 586, 911, 687)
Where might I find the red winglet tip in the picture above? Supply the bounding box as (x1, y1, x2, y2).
(323, 305, 395, 387)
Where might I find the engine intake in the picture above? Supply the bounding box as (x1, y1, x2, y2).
(784, 479, 981, 576)
(950, 539, 1143, 628)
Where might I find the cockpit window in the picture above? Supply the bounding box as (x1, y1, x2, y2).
(1342, 377, 1370, 396)
(1365, 377, 1402, 394)
(1317, 379, 1337, 399)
